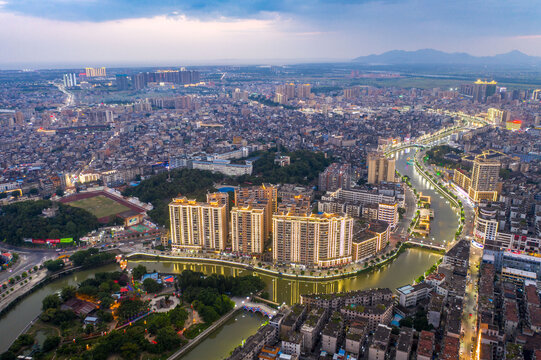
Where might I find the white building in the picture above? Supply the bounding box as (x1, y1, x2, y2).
(396, 283, 432, 308)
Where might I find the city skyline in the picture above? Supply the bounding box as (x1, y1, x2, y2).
(1, 0, 541, 67)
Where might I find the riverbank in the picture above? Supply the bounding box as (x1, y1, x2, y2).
(412, 149, 466, 240)
(126, 241, 443, 282)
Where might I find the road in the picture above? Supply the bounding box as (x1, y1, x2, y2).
(415, 144, 481, 360)
(395, 184, 417, 237)
(54, 83, 74, 111)
(0, 245, 57, 284)
(460, 247, 482, 359)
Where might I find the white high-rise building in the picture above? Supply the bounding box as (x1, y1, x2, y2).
(63, 73, 77, 88)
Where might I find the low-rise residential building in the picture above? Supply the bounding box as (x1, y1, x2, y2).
(345, 324, 367, 357)
(416, 330, 435, 360)
(443, 239, 470, 268)
(368, 324, 391, 360)
(427, 293, 445, 328)
(300, 288, 393, 311)
(340, 299, 393, 332)
(300, 308, 327, 352)
(280, 331, 302, 356)
(396, 283, 432, 308)
(321, 312, 344, 355)
(228, 325, 277, 360)
(280, 304, 307, 339)
(395, 327, 413, 360)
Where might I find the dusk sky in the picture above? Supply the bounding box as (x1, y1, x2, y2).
(1, 0, 540, 67)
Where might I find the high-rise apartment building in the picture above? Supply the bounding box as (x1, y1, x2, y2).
(131, 69, 200, 90)
(278, 83, 296, 98)
(343, 86, 361, 99)
(453, 151, 501, 202)
(472, 80, 497, 103)
(473, 206, 501, 243)
(296, 84, 312, 98)
(273, 198, 353, 268)
(63, 73, 78, 88)
(367, 153, 395, 184)
(207, 192, 229, 213)
(235, 185, 277, 242)
(352, 220, 389, 262)
(231, 204, 266, 254)
(318, 163, 352, 192)
(469, 152, 501, 202)
(275, 83, 311, 100)
(85, 67, 107, 77)
(486, 108, 509, 126)
(115, 74, 129, 90)
(377, 202, 399, 229)
(169, 197, 227, 252)
(235, 184, 278, 213)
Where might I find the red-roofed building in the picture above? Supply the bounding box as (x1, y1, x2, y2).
(440, 336, 460, 360)
(417, 331, 435, 360)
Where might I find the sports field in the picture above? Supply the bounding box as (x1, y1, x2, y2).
(66, 195, 131, 218)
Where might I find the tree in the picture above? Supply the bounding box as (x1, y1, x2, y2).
(0, 352, 16, 360)
(132, 265, 147, 281)
(155, 328, 181, 351)
(55, 187, 64, 197)
(143, 278, 163, 293)
(61, 286, 77, 301)
(42, 336, 60, 352)
(42, 294, 61, 310)
(44, 259, 64, 272)
(117, 299, 146, 321)
(168, 306, 188, 329)
(147, 313, 170, 334)
(120, 343, 140, 359)
(0, 200, 99, 245)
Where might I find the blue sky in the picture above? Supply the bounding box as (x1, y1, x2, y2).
(0, 0, 540, 67)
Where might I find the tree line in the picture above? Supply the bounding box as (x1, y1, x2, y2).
(122, 149, 331, 226)
(0, 200, 99, 245)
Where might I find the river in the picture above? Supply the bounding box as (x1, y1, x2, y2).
(0, 147, 459, 357)
(392, 146, 461, 247)
(0, 264, 118, 352)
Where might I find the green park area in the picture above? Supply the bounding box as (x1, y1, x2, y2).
(66, 195, 131, 219)
(0, 200, 99, 245)
(0, 265, 265, 360)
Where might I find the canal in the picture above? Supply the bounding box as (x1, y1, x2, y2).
(0, 146, 460, 357)
(180, 312, 267, 360)
(0, 264, 118, 352)
(392, 146, 461, 247)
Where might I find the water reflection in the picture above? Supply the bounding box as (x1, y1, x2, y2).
(128, 248, 441, 305)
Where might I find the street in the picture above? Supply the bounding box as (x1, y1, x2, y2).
(0, 245, 58, 284)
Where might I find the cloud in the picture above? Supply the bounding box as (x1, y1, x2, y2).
(0, 10, 347, 66)
(1, 0, 541, 66)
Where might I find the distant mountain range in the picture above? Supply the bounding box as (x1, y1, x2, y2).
(353, 49, 541, 66)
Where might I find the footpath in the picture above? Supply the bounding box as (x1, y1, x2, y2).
(0, 269, 48, 313)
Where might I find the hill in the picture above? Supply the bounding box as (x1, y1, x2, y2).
(353, 49, 541, 66)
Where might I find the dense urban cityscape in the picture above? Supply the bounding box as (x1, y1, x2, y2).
(1, 1, 541, 360)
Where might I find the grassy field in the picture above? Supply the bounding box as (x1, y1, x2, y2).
(66, 195, 130, 218)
